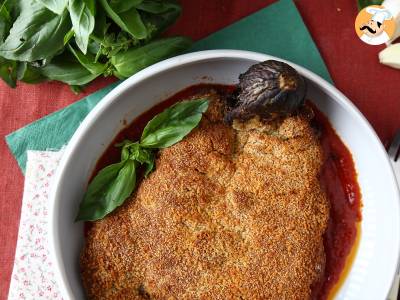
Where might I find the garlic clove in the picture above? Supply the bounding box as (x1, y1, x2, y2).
(379, 43, 400, 69)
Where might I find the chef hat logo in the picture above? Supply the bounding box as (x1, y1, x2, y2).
(354, 5, 397, 46)
(366, 7, 392, 24)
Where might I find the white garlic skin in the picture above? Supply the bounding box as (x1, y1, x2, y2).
(379, 43, 400, 69)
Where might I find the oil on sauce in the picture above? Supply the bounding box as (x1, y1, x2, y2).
(91, 84, 362, 299)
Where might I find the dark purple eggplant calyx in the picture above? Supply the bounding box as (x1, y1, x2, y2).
(225, 60, 307, 123)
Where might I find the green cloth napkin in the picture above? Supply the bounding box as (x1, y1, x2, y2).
(6, 0, 332, 173)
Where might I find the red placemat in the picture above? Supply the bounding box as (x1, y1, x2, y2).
(1, 1, 399, 298)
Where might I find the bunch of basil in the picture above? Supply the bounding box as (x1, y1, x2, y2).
(0, 0, 191, 92)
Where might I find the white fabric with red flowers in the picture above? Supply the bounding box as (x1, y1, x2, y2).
(8, 150, 63, 300)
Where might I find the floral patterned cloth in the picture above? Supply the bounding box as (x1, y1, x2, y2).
(8, 151, 64, 300)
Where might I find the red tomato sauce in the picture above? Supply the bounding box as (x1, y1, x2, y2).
(88, 84, 362, 299)
(310, 102, 362, 300)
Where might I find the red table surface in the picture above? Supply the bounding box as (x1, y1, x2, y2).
(1, 0, 399, 297)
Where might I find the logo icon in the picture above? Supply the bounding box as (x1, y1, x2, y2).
(355, 5, 397, 45)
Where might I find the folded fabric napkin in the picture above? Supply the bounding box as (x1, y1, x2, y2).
(8, 150, 64, 300)
(6, 0, 332, 299)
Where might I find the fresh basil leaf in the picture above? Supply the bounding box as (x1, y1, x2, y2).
(0, 56, 17, 87)
(63, 28, 74, 45)
(16, 62, 45, 83)
(87, 39, 100, 56)
(109, 0, 143, 13)
(68, 0, 95, 54)
(0, 0, 15, 84)
(92, 5, 108, 38)
(0, 0, 13, 42)
(0, 0, 11, 20)
(36, 0, 67, 14)
(16, 61, 26, 80)
(357, 0, 383, 10)
(111, 36, 191, 78)
(116, 139, 135, 158)
(68, 44, 107, 74)
(76, 160, 137, 221)
(40, 52, 99, 85)
(99, 0, 147, 39)
(136, 0, 179, 14)
(112, 69, 125, 79)
(121, 145, 130, 161)
(86, 0, 95, 13)
(0, 0, 71, 62)
(94, 45, 103, 63)
(140, 98, 209, 148)
(103, 160, 136, 210)
(140, 2, 181, 39)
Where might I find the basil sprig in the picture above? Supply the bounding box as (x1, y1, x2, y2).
(76, 98, 209, 221)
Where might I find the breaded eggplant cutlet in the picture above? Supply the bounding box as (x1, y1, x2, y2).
(80, 61, 329, 300)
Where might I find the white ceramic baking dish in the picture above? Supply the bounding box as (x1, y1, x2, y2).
(49, 50, 400, 300)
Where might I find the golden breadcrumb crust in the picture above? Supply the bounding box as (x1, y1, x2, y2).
(81, 91, 329, 300)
